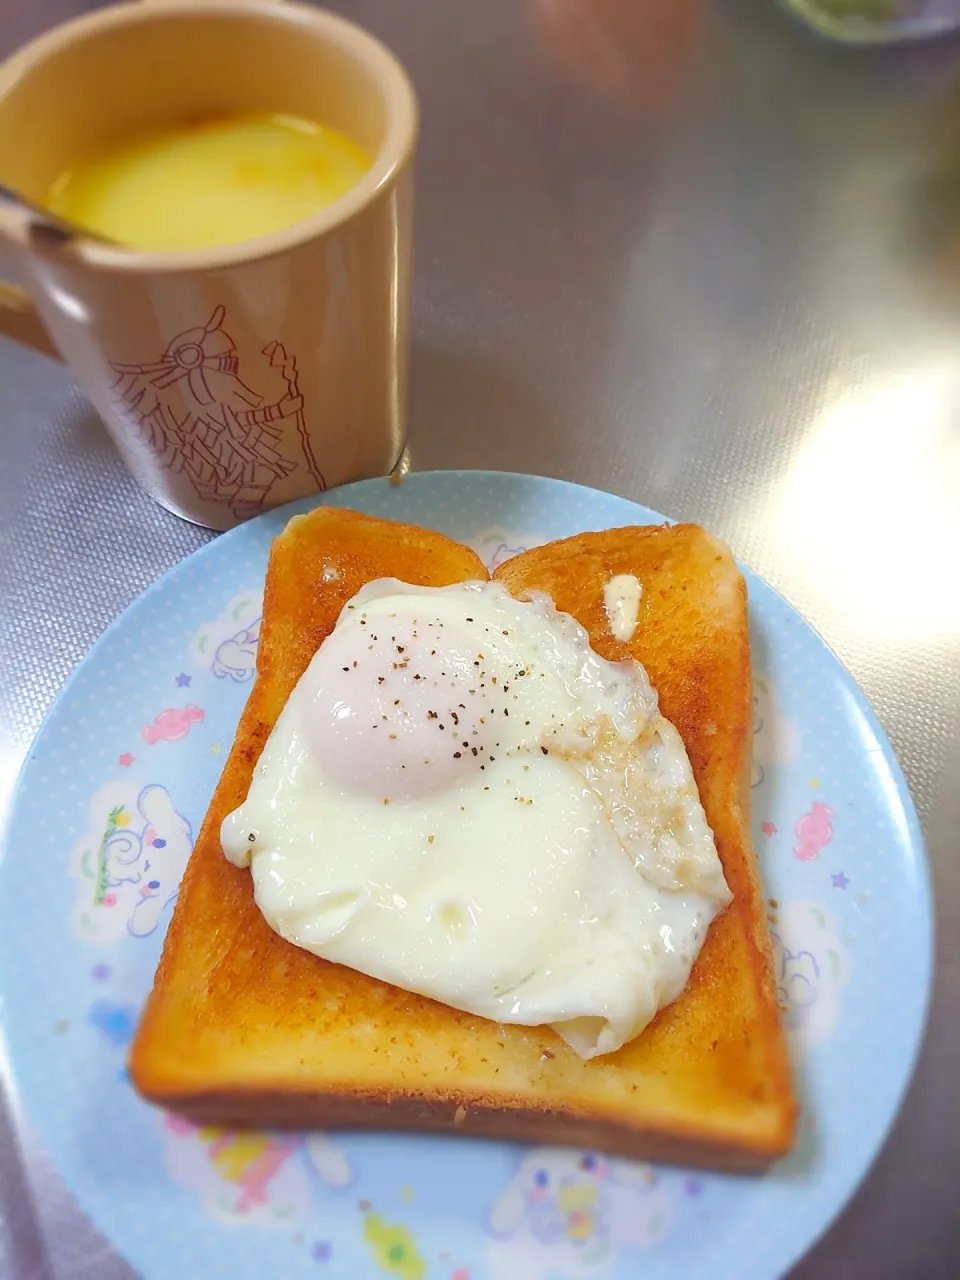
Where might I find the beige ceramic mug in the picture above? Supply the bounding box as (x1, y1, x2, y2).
(0, 0, 417, 530)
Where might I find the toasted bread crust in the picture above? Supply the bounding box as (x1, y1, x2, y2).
(496, 526, 796, 1161)
(130, 510, 796, 1170)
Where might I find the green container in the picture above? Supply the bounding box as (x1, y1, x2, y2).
(781, 0, 960, 43)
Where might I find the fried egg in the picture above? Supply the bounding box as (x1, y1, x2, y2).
(222, 580, 731, 1059)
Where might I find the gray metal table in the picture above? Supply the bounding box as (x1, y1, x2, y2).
(1, 1, 958, 1276)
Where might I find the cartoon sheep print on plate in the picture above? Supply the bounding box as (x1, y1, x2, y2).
(190, 590, 263, 682)
(467, 529, 543, 573)
(162, 1119, 352, 1225)
(771, 901, 849, 1050)
(486, 1149, 671, 1277)
(70, 781, 192, 942)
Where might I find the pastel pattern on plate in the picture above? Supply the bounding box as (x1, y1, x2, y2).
(0, 472, 931, 1280)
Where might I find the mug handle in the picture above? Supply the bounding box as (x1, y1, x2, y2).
(0, 281, 60, 359)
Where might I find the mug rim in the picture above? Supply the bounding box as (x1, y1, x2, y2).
(0, 0, 418, 274)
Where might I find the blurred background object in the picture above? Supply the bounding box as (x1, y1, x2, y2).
(527, 0, 699, 109)
(782, 0, 960, 43)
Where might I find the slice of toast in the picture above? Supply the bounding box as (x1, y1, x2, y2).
(130, 508, 796, 1171)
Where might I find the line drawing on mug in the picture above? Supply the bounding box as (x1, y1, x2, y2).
(109, 305, 325, 519)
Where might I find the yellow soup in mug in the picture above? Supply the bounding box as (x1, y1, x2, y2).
(45, 112, 372, 251)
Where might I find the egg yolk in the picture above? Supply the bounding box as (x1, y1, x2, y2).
(304, 616, 508, 801)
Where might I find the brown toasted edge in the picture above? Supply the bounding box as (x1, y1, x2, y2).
(724, 569, 798, 1155)
(136, 1087, 782, 1173)
(735, 692, 798, 1154)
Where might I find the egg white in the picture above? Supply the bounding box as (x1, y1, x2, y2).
(223, 580, 731, 1059)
